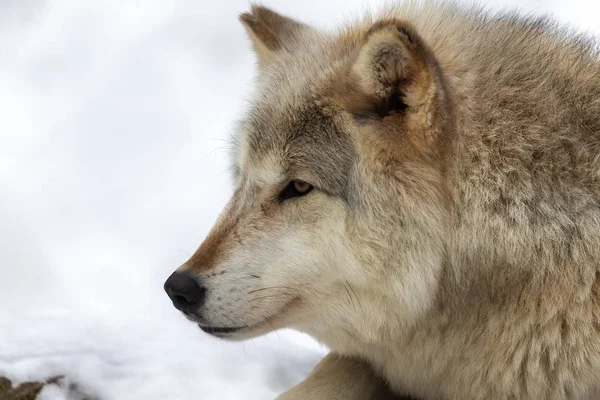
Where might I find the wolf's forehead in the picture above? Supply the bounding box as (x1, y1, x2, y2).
(233, 32, 358, 194)
(238, 95, 355, 197)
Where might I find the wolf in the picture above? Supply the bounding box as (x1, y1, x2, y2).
(164, 2, 600, 399)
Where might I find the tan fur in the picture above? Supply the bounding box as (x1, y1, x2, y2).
(239, 5, 309, 69)
(170, 2, 600, 399)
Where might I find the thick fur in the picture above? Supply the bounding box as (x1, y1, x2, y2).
(169, 2, 600, 399)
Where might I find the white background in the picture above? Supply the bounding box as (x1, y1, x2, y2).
(0, 1, 598, 399)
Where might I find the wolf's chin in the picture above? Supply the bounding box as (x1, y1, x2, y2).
(197, 297, 302, 340)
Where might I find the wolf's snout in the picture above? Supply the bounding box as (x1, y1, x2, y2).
(164, 271, 206, 313)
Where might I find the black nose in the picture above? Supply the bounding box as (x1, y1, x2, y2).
(164, 271, 206, 313)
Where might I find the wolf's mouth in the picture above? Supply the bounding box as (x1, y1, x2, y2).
(198, 325, 242, 335)
(197, 297, 301, 338)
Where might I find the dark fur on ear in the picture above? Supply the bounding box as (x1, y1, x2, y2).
(341, 20, 446, 124)
(239, 5, 309, 68)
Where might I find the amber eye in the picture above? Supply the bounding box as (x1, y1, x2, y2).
(279, 180, 314, 202)
(293, 180, 311, 193)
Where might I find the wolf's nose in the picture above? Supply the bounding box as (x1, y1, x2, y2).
(164, 271, 206, 313)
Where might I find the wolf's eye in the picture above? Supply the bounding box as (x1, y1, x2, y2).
(279, 180, 314, 202)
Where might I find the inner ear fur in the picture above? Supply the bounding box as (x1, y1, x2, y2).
(340, 20, 449, 138)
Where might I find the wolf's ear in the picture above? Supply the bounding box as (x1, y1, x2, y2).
(239, 5, 308, 68)
(343, 20, 447, 133)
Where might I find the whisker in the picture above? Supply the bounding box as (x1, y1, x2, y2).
(224, 127, 241, 149)
(222, 314, 252, 354)
(248, 294, 292, 302)
(177, 248, 191, 257)
(206, 146, 233, 157)
(264, 316, 281, 340)
(205, 135, 238, 147)
(248, 286, 296, 295)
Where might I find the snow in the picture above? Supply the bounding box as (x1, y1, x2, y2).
(0, 1, 597, 399)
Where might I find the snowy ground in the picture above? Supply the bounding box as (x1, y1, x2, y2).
(0, 1, 598, 399)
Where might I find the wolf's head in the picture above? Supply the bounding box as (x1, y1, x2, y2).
(165, 6, 452, 346)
